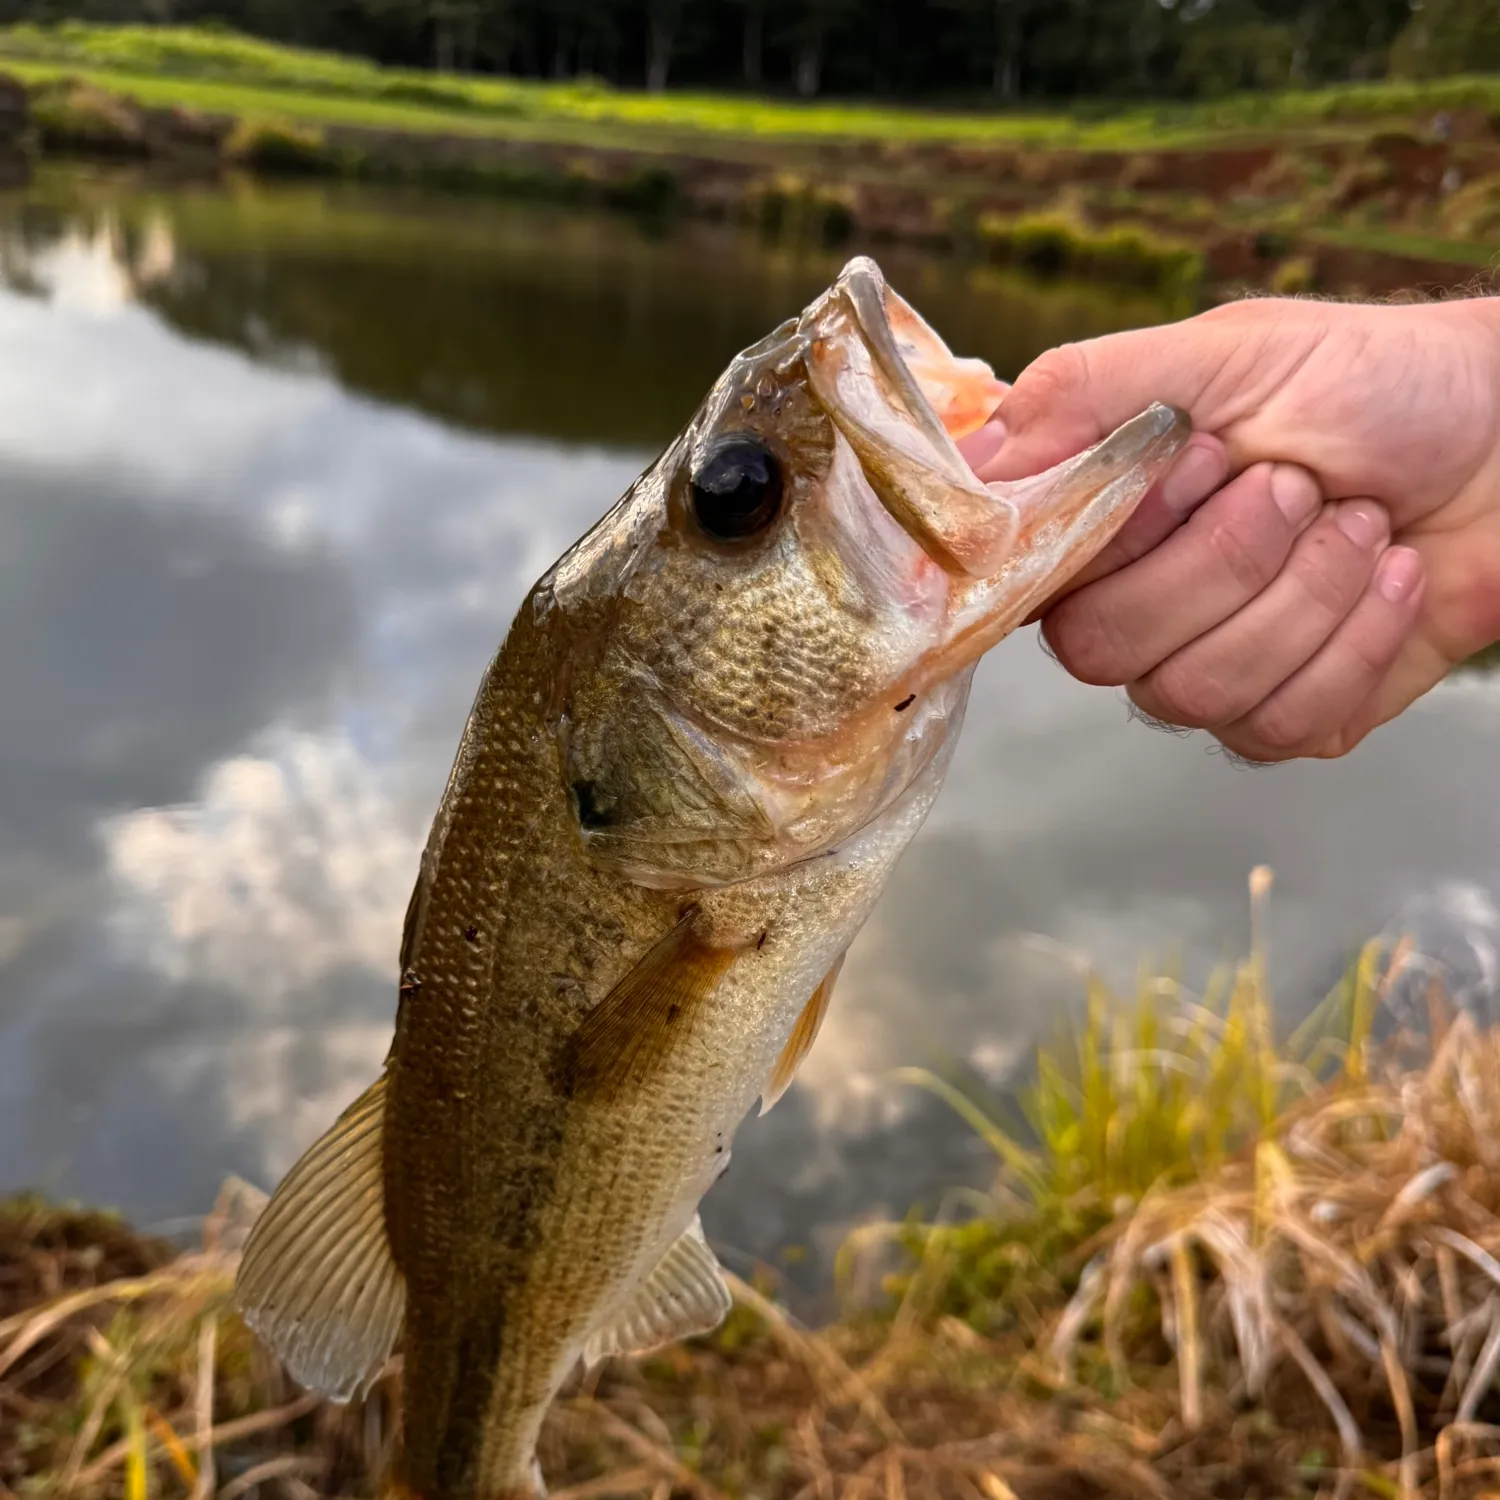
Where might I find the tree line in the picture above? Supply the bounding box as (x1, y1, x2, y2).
(0, 0, 1492, 102)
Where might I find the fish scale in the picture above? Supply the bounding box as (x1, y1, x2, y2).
(233, 256, 1188, 1500)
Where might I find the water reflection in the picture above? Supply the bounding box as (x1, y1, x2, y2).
(2, 168, 1180, 448)
(1, 169, 1497, 1308)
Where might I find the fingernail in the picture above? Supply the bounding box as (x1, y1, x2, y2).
(1336, 500, 1387, 549)
(1159, 443, 1224, 517)
(1270, 463, 1320, 526)
(1377, 546, 1422, 603)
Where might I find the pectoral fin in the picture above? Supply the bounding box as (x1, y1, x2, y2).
(760, 955, 844, 1115)
(233, 1076, 404, 1404)
(582, 1214, 732, 1369)
(562, 908, 737, 1101)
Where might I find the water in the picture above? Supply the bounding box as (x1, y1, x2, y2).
(2, 165, 1498, 1303)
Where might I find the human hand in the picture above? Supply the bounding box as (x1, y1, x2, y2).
(961, 296, 1500, 761)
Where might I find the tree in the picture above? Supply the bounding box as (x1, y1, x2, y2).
(735, 0, 765, 85)
(427, 1, 481, 71)
(1391, 0, 1500, 75)
(788, 0, 858, 97)
(936, 0, 1027, 99)
(3, 0, 1489, 101)
(646, 0, 688, 91)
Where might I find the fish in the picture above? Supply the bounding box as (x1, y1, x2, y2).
(233, 255, 1188, 1500)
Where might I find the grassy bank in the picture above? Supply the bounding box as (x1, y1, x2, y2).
(8, 870, 1500, 1498)
(4, 23, 1500, 150)
(1, 26, 1499, 303)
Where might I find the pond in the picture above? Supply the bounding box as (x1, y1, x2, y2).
(1, 164, 1497, 1308)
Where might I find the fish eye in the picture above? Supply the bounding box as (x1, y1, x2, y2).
(688, 437, 784, 542)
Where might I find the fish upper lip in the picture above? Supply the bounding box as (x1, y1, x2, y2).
(802, 257, 1016, 578)
(833, 257, 959, 459)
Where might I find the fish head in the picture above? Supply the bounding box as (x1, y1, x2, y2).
(545, 256, 1188, 890)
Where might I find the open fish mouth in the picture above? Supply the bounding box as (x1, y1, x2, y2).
(803, 256, 1189, 608)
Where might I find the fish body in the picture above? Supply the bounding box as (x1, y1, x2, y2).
(234, 257, 1188, 1500)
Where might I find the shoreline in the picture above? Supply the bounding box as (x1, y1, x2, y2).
(1, 67, 1496, 307)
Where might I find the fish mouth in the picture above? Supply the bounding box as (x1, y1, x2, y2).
(803, 257, 1188, 618)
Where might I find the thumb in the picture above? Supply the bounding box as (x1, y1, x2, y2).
(979, 320, 1227, 484)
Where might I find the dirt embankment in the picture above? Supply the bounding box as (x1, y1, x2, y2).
(1, 71, 1497, 304)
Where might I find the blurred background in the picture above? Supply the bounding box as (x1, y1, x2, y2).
(0, 0, 1498, 1305)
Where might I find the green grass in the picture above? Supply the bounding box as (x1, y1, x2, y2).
(1310, 223, 1500, 266)
(3, 22, 1500, 158)
(0, 57, 602, 144)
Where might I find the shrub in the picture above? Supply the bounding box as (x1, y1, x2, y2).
(605, 163, 681, 218)
(221, 116, 331, 175)
(1086, 223, 1206, 294)
(980, 210, 1204, 296)
(748, 173, 856, 245)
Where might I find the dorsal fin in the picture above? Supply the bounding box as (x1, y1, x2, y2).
(582, 1214, 732, 1369)
(233, 1076, 405, 1404)
(760, 955, 844, 1115)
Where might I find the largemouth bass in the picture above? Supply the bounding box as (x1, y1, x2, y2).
(234, 256, 1187, 1500)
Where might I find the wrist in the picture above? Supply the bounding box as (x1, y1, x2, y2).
(1451, 293, 1500, 472)
(1442, 292, 1500, 389)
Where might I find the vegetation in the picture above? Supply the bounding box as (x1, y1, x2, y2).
(978, 210, 1206, 297)
(0, 0, 1484, 107)
(748, 171, 855, 244)
(26, 74, 147, 152)
(5, 21, 1500, 156)
(9, 868, 1500, 1498)
(1269, 254, 1317, 293)
(1, 26, 1497, 305)
(220, 114, 328, 173)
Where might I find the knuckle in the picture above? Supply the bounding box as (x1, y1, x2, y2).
(1138, 656, 1239, 728)
(1219, 729, 1295, 764)
(1312, 727, 1362, 759)
(1239, 699, 1320, 756)
(1206, 512, 1281, 598)
(1019, 343, 1092, 406)
(1287, 529, 1365, 618)
(1045, 591, 1138, 686)
(1340, 607, 1406, 679)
